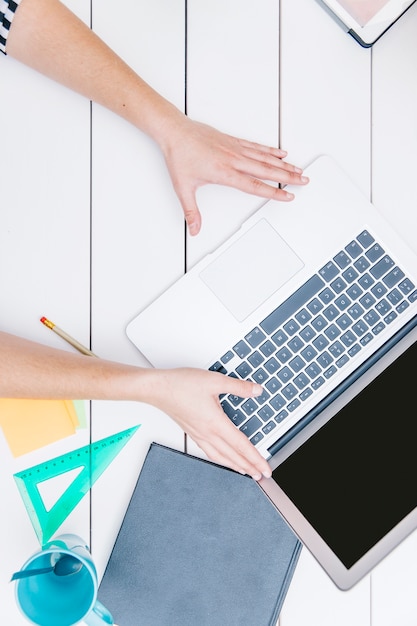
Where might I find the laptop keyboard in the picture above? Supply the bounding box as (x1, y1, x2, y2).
(209, 230, 417, 448)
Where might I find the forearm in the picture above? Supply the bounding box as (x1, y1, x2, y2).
(0, 331, 156, 401)
(5, 0, 182, 145)
(0, 330, 271, 478)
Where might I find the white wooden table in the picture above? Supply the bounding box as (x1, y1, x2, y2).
(1, 0, 417, 624)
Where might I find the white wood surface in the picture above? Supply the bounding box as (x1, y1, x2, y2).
(1, 0, 417, 623)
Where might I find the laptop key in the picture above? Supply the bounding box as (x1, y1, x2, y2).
(319, 261, 339, 282)
(299, 325, 316, 341)
(282, 383, 297, 400)
(209, 361, 227, 374)
(370, 255, 394, 279)
(399, 278, 415, 295)
(323, 365, 337, 379)
(275, 410, 288, 423)
(265, 377, 281, 393)
(397, 300, 409, 314)
(346, 283, 363, 300)
(387, 288, 402, 305)
(342, 267, 359, 283)
(384, 267, 405, 289)
(258, 405, 274, 422)
(240, 416, 262, 438)
(255, 388, 270, 405)
(360, 332, 373, 346)
(336, 354, 349, 368)
(270, 393, 286, 411)
(311, 376, 325, 390)
(354, 256, 370, 273)
(356, 230, 374, 249)
(250, 432, 264, 445)
(299, 387, 313, 401)
(245, 327, 266, 348)
(262, 421, 276, 435)
(270, 331, 287, 348)
(264, 357, 280, 374)
(287, 399, 301, 412)
(221, 401, 246, 426)
(252, 368, 269, 384)
(277, 366, 293, 383)
(233, 340, 251, 358)
(248, 351, 264, 367)
(345, 239, 363, 258)
(235, 362, 252, 378)
(241, 399, 258, 416)
(260, 339, 276, 355)
(333, 250, 351, 269)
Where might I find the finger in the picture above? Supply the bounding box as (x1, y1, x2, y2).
(231, 156, 309, 187)
(198, 429, 271, 480)
(219, 375, 263, 400)
(219, 171, 297, 201)
(175, 186, 202, 236)
(237, 139, 288, 159)
(240, 148, 304, 176)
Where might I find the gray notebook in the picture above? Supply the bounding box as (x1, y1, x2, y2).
(98, 443, 301, 626)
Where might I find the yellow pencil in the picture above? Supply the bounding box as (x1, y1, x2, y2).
(40, 317, 97, 357)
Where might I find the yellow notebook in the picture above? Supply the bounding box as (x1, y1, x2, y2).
(0, 399, 84, 457)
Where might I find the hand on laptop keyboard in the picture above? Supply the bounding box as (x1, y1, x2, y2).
(143, 367, 272, 480)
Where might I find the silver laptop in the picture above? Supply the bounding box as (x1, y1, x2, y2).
(126, 155, 417, 589)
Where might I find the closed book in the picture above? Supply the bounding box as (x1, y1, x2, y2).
(99, 443, 301, 626)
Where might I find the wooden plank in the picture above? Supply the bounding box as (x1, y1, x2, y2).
(371, 2, 417, 252)
(0, 1, 91, 622)
(280, 0, 371, 195)
(281, 550, 370, 626)
(369, 3, 417, 624)
(90, 0, 186, 577)
(186, 0, 280, 267)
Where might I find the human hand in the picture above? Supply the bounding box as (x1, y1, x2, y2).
(145, 367, 272, 480)
(160, 116, 309, 236)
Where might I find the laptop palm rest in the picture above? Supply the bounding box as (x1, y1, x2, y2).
(200, 218, 304, 322)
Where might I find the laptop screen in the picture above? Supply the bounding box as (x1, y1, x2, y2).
(272, 337, 417, 569)
(337, 0, 390, 26)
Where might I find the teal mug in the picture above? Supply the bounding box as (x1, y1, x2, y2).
(13, 534, 113, 626)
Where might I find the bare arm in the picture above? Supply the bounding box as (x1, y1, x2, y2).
(0, 331, 271, 479)
(6, 0, 308, 235)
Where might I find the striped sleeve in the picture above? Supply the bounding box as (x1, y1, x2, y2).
(1, 0, 21, 54)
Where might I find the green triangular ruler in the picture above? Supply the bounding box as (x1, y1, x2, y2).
(14, 425, 140, 546)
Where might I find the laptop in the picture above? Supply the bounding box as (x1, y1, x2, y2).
(126, 155, 417, 589)
(316, 0, 416, 47)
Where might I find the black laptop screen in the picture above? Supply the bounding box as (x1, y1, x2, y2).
(272, 338, 417, 569)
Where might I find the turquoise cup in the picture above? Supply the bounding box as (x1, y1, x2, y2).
(14, 534, 113, 626)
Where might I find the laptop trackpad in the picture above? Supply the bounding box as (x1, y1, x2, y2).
(200, 218, 304, 322)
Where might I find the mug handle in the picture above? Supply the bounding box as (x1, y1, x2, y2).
(84, 599, 114, 626)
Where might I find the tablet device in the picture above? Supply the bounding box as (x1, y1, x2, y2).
(316, 0, 416, 46)
(259, 315, 417, 589)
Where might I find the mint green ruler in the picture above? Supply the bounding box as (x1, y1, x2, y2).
(14, 425, 140, 546)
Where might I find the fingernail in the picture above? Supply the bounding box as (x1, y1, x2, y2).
(294, 166, 303, 173)
(301, 176, 309, 183)
(189, 223, 199, 236)
(252, 473, 262, 481)
(263, 470, 272, 479)
(284, 191, 295, 200)
(251, 384, 263, 396)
